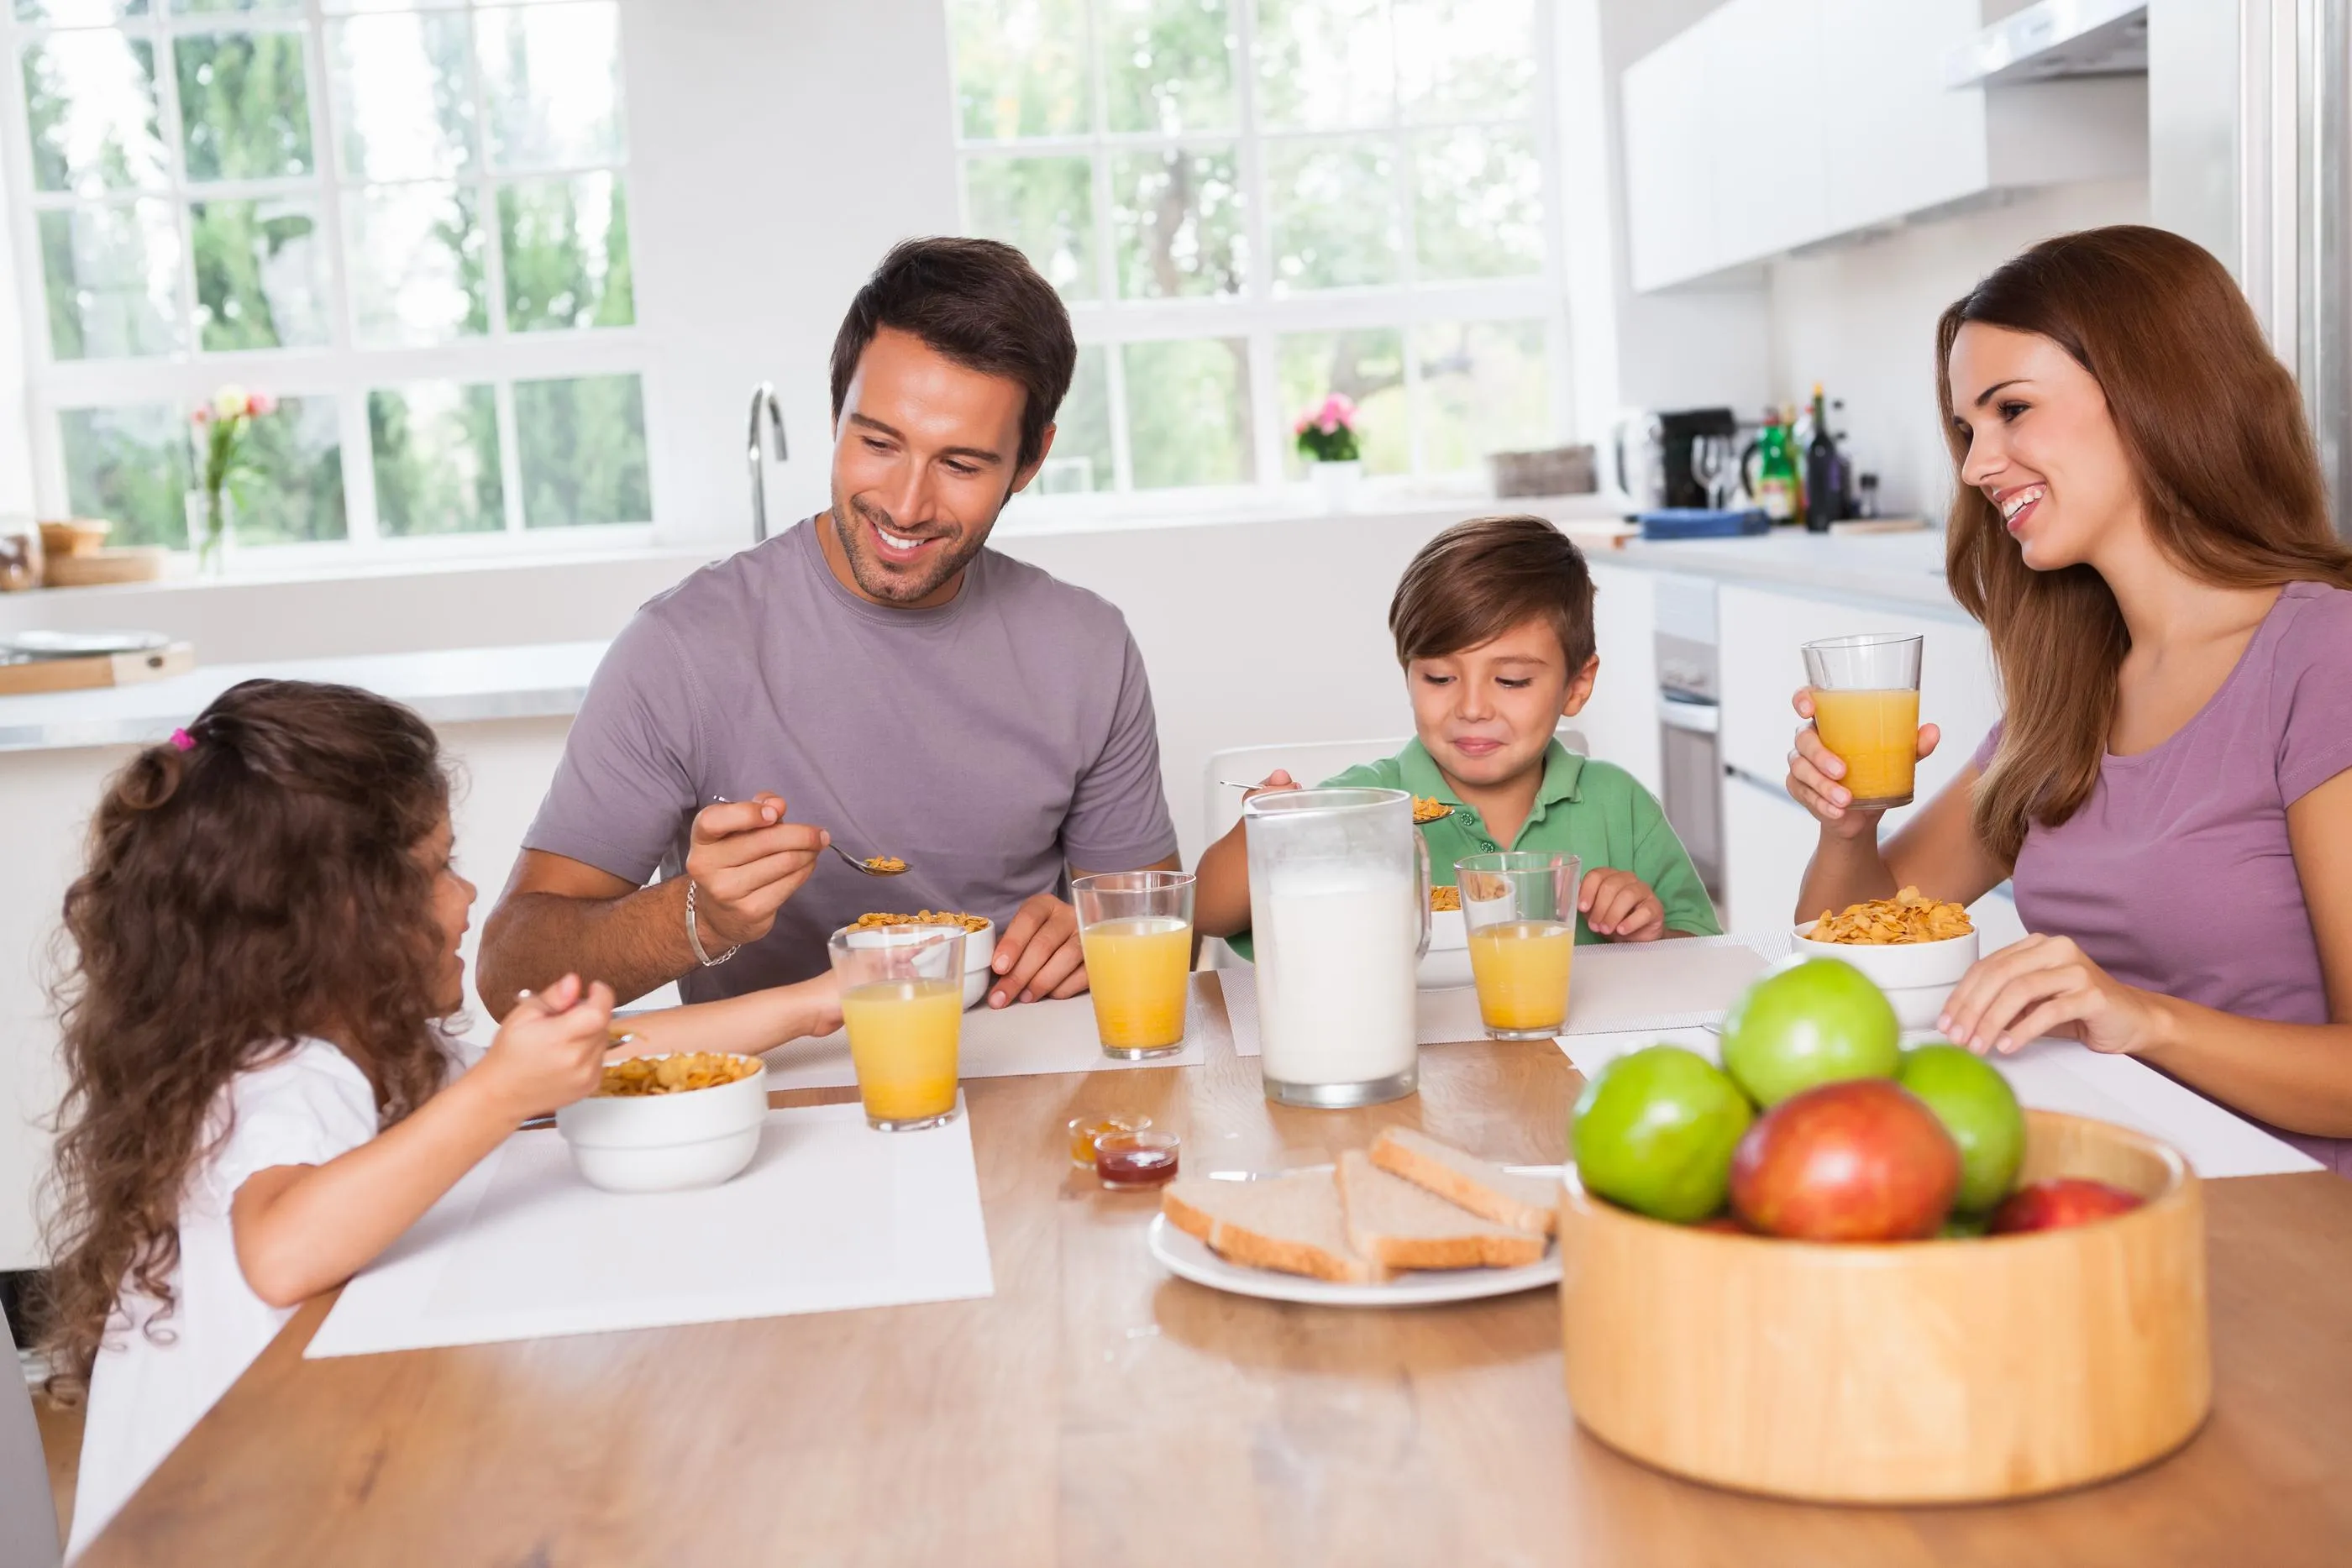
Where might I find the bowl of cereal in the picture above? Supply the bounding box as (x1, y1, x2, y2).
(1418, 883, 1473, 989)
(1793, 888, 1979, 1029)
(554, 1052, 769, 1193)
(837, 911, 995, 1007)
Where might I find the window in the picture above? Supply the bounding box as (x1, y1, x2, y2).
(6, 0, 650, 559)
(946, 0, 1564, 501)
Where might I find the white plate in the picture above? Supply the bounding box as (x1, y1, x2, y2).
(3, 628, 168, 658)
(1146, 1164, 1564, 1308)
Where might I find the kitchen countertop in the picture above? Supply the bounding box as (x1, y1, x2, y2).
(1610, 527, 1963, 613)
(0, 640, 608, 753)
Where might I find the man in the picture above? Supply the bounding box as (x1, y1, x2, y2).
(479, 237, 1181, 1015)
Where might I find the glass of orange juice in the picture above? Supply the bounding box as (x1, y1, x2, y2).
(1071, 870, 1195, 1059)
(1803, 633, 1925, 809)
(1456, 852, 1582, 1041)
(828, 925, 965, 1131)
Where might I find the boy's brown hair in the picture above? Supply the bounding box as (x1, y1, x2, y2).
(1388, 514, 1597, 670)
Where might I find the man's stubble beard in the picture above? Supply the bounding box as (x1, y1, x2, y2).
(830, 489, 999, 605)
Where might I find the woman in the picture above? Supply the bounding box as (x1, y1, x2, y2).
(1786, 225, 2352, 1172)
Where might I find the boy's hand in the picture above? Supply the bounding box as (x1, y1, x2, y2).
(1242, 769, 1299, 801)
(475, 972, 615, 1122)
(1579, 868, 1667, 941)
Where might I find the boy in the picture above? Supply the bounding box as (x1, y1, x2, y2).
(1194, 514, 1720, 947)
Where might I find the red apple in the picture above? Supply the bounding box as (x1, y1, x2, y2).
(1988, 1177, 2143, 1235)
(1729, 1079, 1961, 1242)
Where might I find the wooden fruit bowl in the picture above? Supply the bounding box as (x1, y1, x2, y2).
(1558, 1110, 2208, 1503)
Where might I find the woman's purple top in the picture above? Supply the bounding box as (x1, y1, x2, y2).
(1971, 581, 2352, 1174)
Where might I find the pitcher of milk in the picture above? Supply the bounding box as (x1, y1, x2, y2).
(1242, 787, 1430, 1107)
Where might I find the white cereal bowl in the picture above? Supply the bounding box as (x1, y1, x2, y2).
(833, 920, 996, 1009)
(554, 1057, 769, 1193)
(1419, 906, 1473, 990)
(1791, 922, 1980, 1030)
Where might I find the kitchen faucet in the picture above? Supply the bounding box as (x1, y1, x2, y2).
(746, 382, 786, 544)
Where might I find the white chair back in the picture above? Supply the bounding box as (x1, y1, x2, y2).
(0, 1305, 60, 1568)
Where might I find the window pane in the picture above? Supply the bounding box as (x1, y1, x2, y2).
(60, 404, 190, 549)
(1412, 317, 1549, 470)
(1034, 344, 1110, 494)
(1276, 328, 1404, 477)
(232, 395, 348, 545)
(191, 197, 329, 349)
(498, 171, 633, 331)
(1265, 139, 1397, 292)
(171, 0, 299, 13)
(21, 32, 165, 195)
(1109, 148, 1243, 300)
(1394, 0, 1534, 122)
(947, 0, 1089, 141)
(1102, 0, 1235, 134)
(370, 381, 503, 537)
(328, 11, 475, 180)
(1122, 338, 1252, 489)
(515, 373, 648, 526)
(1411, 126, 1541, 281)
(16, 3, 151, 22)
(37, 202, 179, 360)
(963, 155, 1095, 301)
(344, 181, 486, 345)
(477, 1, 623, 170)
(1254, 0, 1392, 131)
(176, 31, 315, 181)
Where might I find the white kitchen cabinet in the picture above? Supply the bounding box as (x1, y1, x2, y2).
(1817, 0, 1989, 233)
(1584, 560, 1664, 796)
(1621, 14, 1721, 295)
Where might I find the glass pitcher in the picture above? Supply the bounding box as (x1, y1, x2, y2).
(1242, 787, 1430, 1107)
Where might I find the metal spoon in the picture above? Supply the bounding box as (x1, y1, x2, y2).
(829, 842, 909, 878)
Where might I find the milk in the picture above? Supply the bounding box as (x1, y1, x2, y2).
(1252, 865, 1419, 1088)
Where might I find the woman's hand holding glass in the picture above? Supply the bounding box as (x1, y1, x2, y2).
(1784, 687, 1941, 838)
(1939, 933, 2170, 1057)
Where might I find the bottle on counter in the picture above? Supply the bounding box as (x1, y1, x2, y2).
(1746, 408, 1801, 526)
(1856, 472, 1881, 520)
(1803, 383, 1840, 533)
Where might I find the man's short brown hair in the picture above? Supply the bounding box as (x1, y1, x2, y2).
(829, 237, 1077, 472)
(1388, 514, 1597, 670)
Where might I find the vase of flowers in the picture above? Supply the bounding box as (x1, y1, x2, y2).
(188, 385, 275, 575)
(1294, 393, 1364, 513)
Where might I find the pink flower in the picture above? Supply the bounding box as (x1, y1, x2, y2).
(1317, 412, 1338, 434)
(1292, 416, 1310, 435)
(191, 406, 212, 426)
(246, 392, 276, 417)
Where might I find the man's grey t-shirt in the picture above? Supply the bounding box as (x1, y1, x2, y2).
(523, 517, 1180, 1000)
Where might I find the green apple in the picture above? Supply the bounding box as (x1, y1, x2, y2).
(1572, 1045, 1755, 1224)
(1719, 956, 1900, 1108)
(1899, 1042, 2027, 1214)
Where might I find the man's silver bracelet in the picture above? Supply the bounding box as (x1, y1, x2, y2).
(685, 878, 739, 968)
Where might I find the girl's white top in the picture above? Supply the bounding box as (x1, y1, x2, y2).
(66, 1039, 380, 1560)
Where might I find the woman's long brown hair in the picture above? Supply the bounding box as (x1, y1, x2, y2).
(39, 680, 456, 1398)
(1939, 225, 2352, 862)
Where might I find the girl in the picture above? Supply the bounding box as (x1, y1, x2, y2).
(1785, 225, 2352, 1169)
(42, 680, 842, 1555)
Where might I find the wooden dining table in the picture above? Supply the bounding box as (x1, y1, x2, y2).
(81, 975, 2352, 1565)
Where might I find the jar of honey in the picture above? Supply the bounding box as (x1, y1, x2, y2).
(1067, 1114, 1150, 1168)
(1093, 1130, 1179, 1190)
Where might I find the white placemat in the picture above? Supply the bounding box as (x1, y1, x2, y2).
(759, 975, 1220, 1091)
(307, 1099, 994, 1357)
(1221, 933, 1782, 1058)
(1552, 1027, 2321, 1180)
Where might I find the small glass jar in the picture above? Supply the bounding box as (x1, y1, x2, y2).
(1067, 1114, 1151, 1169)
(1094, 1130, 1181, 1190)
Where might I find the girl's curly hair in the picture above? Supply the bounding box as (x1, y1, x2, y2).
(39, 680, 456, 1398)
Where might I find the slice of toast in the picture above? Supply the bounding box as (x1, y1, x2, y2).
(1162, 1170, 1389, 1284)
(1335, 1150, 1548, 1271)
(1368, 1126, 1561, 1237)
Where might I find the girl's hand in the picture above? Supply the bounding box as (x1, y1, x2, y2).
(1579, 868, 1666, 941)
(476, 972, 615, 1122)
(802, 969, 844, 1038)
(1242, 768, 1299, 802)
(1938, 934, 2168, 1057)
(1786, 687, 1940, 841)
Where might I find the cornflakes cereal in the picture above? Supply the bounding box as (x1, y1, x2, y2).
(1412, 795, 1454, 825)
(864, 855, 907, 873)
(1810, 886, 1973, 945)
(1430, 885, 1462, 913)
(850, 910, 990, 933)
(597, 1052, 761, 1097)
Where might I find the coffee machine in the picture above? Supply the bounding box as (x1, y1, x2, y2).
(1610, 407, 1740, 510)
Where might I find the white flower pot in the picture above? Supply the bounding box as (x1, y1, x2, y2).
(1310, 459, 1363, 513)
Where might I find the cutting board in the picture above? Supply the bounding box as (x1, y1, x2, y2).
(0, 641, 193, 695)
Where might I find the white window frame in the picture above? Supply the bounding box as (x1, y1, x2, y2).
(0, 0, 655, 570)
(950, 0, 1576, 522)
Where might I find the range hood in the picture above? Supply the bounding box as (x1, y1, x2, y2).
(1946, 0, 2148, 88)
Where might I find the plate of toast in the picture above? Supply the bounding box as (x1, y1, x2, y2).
(1152, 1127, 1562, 1307)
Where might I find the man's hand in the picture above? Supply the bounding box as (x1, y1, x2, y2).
(1579, 868, 1667, 941)
(990, 891, 1088, 1008)
(685, 791, 829, 949)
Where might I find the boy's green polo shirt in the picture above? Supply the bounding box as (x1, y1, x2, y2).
(1226, 739, 1720, 960)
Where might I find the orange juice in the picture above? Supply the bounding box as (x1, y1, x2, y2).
(841, 978, 963, 1125)
(1080, 915, 1191, 1054)
(1467, 920, 1577, 1035)
(1811, 686, 1921, 806)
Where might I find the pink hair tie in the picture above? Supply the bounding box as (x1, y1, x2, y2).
(169, 727, 195, 753)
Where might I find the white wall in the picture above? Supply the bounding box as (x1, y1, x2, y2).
(1762, 178, 2152, 519)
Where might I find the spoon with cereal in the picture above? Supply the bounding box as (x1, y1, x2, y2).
(829, 842, 909, 878)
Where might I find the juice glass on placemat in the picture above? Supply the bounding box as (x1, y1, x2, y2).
(1457, 852, 1581, 1041)
(828, 925, 965, 1130)
(1803, 632, 1924, 809)
(1072, 870, 1196, 1058)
